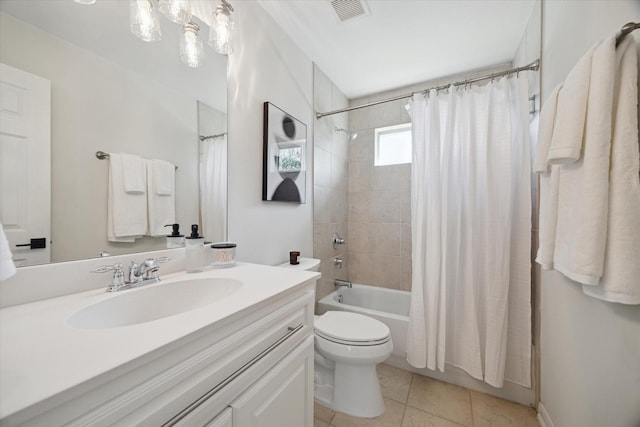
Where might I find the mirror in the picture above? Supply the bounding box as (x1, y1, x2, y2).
(0, 0, 227, 265)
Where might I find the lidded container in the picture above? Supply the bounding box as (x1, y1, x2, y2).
(210, 242, 237, 268)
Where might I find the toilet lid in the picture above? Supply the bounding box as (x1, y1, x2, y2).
(314, 311, 390, 344)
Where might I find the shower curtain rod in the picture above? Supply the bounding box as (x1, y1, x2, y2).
(315, 59, 540, 119)
(316, 21, 639, 120)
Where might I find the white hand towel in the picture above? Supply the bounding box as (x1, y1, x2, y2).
(552, 35, 616, 286)
(534, 85, 561, 269)
(121, 153, 146, 194)
(583, 36, 640, 304)
(146, 159, 176, 237)
(533, 84, 561, 174)
(546, 45, 597, 165)
(0, 222, 16, 281)
(107, 153, 147, 242)
(153, 159, 175, 196)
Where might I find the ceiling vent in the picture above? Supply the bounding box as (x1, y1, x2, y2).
(330, 0, 369, 23)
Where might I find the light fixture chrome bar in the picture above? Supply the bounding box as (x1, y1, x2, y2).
(315, 59, 540, 119)
(199, 132, 227, 141)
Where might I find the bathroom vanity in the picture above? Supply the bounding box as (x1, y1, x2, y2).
(0, 263, 318, 426)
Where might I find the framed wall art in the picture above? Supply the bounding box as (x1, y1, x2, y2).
(262, 102, 307, 203)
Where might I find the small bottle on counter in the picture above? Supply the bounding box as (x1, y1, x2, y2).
(165, 224, 185, 248)
(185, 224, 205, 273)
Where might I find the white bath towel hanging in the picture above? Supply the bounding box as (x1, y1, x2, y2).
(534, 85, 562, 270)
(147, 159, 176, 237)
(582, 36, 640, 304)
(107, 153, 147, 242)
(120, 153, 146, 194)
(552, 34, 616, 286)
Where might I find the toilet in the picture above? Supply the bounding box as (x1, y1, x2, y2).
(277, 258, 393, 418)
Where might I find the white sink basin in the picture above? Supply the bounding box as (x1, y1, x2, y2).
(67, 278, 242, 329)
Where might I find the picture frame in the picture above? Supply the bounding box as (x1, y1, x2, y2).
(262, 102, 307, 203)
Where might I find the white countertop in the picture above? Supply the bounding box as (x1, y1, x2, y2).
(0, 262, 319, 419)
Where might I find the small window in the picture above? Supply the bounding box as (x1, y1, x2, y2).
(374, 123, 412, 166)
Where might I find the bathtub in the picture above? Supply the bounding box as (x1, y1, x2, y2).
(317, 284, 410, 359)
(317, 283, 535, 406)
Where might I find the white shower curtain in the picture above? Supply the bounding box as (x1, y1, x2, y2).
(200, 135, 228, 243)
(406, 75, 532, 388)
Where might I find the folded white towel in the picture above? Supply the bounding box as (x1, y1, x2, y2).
(552, 35, 616, 286)
(153, 159, 175, 196)
(146, 159, 176, 237)
(107, 153, 147, 242)
(546, 45, 597, 165)
(533, 84, 561, 174)
(121, 153, 146, 194)
(0, 222, 16, 281)
(583, 36, 640, 304)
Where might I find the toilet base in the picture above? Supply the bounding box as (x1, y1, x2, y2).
(313, 359, 385, 418)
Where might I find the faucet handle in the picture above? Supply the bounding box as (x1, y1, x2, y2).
(91, 263, 126, 292)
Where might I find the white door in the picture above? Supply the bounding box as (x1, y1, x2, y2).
(0, 63, 51, 267)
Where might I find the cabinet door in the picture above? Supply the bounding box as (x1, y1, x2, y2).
(231, 336, 314, 427)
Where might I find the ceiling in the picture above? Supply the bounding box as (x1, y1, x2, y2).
(258, 0, 536, 99)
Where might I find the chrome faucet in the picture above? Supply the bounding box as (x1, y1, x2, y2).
(92, 257, 170, 292)
(334, 279, 352, 288)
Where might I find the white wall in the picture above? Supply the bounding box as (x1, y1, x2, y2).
(226, 2, 314, 265)
(539, 2, 640, 426)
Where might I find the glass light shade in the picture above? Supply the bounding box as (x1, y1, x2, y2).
(74, 0, 97, 4)
(159, 0, 191, 25)
(180, 23, 203, 68)
(130, 0, 161, 42)
(208, 4, 234, 55)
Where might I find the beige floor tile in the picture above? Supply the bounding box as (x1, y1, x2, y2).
(469, 391, 538, 427)
(315, 402, 336, 423)
(402, 406, 466, 427)
(406, 374, 472, 427)
(378, 363, 413, 403)
(330, 398, 405, 427)
(315, 418, 330, 427)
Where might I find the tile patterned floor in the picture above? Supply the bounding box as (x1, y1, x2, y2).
(314, 364, 539, 427)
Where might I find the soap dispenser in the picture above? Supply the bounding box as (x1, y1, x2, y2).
(165, 224, 185, 248)
(185, 224, 205, 273)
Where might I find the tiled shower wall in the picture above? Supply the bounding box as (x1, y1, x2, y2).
(347, 95, 412, 291)
(313, 65, 349, 302)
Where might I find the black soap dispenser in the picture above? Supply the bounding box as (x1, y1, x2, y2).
(185, 224, 205, 273)
(165, 224, 185, 248)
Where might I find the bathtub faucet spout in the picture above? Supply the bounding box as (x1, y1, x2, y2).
(335, 279, 352, 288)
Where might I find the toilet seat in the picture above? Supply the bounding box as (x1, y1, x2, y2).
(314, 311, 390, 346)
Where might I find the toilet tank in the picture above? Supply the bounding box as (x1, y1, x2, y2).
(277, 257, 321, 272)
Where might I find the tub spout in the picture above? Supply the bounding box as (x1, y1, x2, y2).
(335, 279, 352, 288)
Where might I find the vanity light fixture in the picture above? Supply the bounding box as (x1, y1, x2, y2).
(209, 0, 234, 55)
(130, 0, 162, 42)
(180, 22, 204, 68)
(75, 0, 235, 65)
(159, 0, 191, 25)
